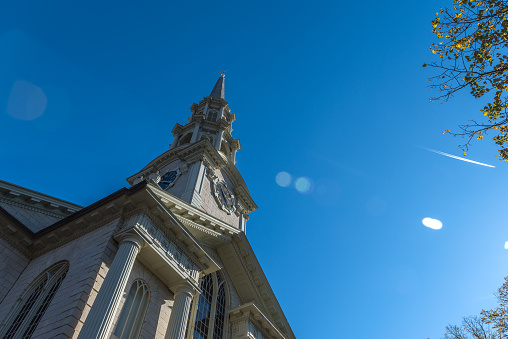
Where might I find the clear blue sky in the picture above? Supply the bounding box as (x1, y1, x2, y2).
(1, 1, 507, 338)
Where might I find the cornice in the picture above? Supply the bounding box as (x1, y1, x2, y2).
(0, 180, 82, 215)
(230, 235, 295, 339)
(198, 96, 228, 107)
(126, 140, 257, 213)
(230, 302, 286, 339)
(0, 182, 145, 259)
(143, 187, 221, 273)
(0, 197, 69, 219)
(122, 206, 209, 274)
(171, 123, 185, 134)
(177, 217, 233, 241)
(150, 183, 241, 238)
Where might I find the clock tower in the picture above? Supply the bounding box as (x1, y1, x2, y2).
(127, 74, 256, 233)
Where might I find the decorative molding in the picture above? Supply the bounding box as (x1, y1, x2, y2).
(0, 198, 70, 219)
(0, 180, 82, 214)
(229, 303, 285, 339)
(122, 208, 203, 280)
(152, 187, 241, 237)
(228, 237, 294, 339)
(32, 212, 123, 257)
(212, 177, 237, 215)
(126, 139, 257, 214)
(177, 217, 232, 241)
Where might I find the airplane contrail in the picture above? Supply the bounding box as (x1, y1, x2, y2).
(423, 147, 495, 168)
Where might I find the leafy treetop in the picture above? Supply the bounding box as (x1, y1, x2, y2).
(441, 276, 508, 338)
(426, 0, 508, 160)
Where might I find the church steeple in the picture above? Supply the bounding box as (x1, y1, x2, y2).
(209, 73, 225, 99)
(127, 74, 256, 231)
(169, 74, 240, 164)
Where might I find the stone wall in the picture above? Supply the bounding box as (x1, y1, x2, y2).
(0, 218, 121, 338)
(161, 160, 190, 199)
(0, 238, 30, 305)
(199, 169, 240, 228)
(109, 260, 174, 339)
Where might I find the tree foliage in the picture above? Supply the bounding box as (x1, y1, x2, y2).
(426, 0, 508, 160)
(440, 277, 508, 338)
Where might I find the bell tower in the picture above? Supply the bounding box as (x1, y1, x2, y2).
(170, 73, 240, 164)
(127, 74, 256, 232)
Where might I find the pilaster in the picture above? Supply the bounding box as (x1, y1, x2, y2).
(181, 162, 206, 208)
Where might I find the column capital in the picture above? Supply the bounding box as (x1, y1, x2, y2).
(114, 224, 152, 250)
(118, 233, 145, 249)
(171, 278, 201, 298)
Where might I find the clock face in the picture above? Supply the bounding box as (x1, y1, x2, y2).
(158, 171, 178, 190)
(214, 181, 236, 214)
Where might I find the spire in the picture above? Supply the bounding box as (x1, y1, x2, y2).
(210, 73, 225, 99)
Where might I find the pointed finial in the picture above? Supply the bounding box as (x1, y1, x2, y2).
(210, 72, 226, 99)
(219, 70, 227, 77)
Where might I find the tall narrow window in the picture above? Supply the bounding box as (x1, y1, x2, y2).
(0, 261, 69, 339)
(212, 284, 226, 339)
(193, 274, 213, 339)
(187, 271, 228, 339)
(112, 279, 150, 339)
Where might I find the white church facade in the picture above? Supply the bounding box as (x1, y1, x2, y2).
(0, 75, 295, 339)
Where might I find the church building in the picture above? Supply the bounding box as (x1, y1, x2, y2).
(0, 75, 295, 339)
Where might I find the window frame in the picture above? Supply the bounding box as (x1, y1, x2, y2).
(111, 279, 151, 339)
(0, 261, 69, 339)
(185, 271, 230, 339)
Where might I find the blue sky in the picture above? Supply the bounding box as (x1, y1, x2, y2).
(1, 0, 508, 338)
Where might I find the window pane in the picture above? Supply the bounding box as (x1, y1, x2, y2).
(2, 262, 68, 339)
(3, 278, 47, 339)
(22, 270, 68, 338)
(193, 274, 213, 339)
(212, 284, 226, 339)
(113, 280, 150, 339)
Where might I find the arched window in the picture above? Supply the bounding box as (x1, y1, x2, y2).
(187, 271, 228, 339)
(112, 279, 150, 339)
(0, 261, 69, 339)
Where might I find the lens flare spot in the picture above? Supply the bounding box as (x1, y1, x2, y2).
(294, 177, 312, 193)
(275, 172, 292, 187)
(422, 217, 442, 230)
(504, 241, 508, 249)
(7, 80, 47, 121)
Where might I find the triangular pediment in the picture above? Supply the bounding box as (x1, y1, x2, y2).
(127, 139, 257, 214)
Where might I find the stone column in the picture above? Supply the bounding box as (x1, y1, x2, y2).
(170, 133, 180, 149)
(78, 234, 144, 339)
(165, 281, 199, 339)
(190, 123, 201, 143)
